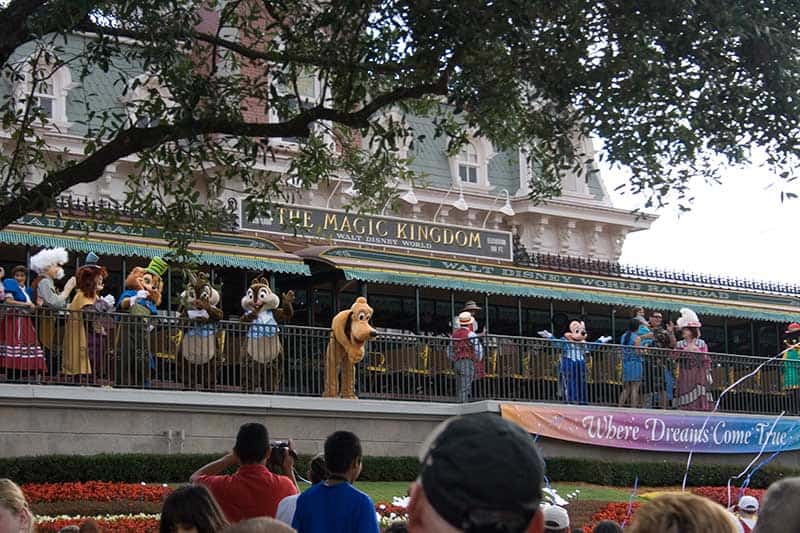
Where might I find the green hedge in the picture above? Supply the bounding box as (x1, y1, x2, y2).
(1, 454, 795, 488)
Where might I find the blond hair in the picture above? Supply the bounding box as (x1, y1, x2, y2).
(627, 493, 738, 533)
(0, 479, 33, 532)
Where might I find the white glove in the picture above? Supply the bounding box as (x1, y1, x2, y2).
(129, 289, 149, 306)
(598, 336, 612, 344)
(538, 330, 553, 339)
(102, 294, 115, 307)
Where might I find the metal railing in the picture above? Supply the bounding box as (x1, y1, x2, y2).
(511, 242, 800, 296)
(0, 305, 797, 415)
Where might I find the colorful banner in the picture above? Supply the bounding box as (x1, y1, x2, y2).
(501, 404, 800, 454)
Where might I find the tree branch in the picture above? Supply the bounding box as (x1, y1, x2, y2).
(0, 0, 99, 66)
(0, 75, 449, 227)
(77, 21, 405, 75)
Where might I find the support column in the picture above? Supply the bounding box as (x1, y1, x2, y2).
(724, 319, 730, 353)
(517, 298, 523, 337)
(450, 291, 455, 328)
(484, 293, 490, 333)
(415, 287, 421, 334)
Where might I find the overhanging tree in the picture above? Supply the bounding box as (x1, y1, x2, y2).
(1, 0, 799, 250)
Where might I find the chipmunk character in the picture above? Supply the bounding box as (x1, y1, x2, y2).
(240, 277, 294, 391)
(179, 271, 223, 390)
(323, 297, 377, 399)
(116, 257, 168, 386)
(539, 320, 612, 405)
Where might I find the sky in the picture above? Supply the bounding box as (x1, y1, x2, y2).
(600, 160, 798, 285)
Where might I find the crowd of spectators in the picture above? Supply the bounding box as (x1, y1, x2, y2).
(1, 414, 797, 533)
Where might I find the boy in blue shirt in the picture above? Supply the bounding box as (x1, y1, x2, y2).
(292, 431, 379, 533)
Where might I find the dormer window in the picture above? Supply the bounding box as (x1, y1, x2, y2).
(12, 55, 73, 128)
(457, 143, 479, 184)
(33, 80, 55, 119)
(448, 136, 494, 190)
(123, 74, 173, 128)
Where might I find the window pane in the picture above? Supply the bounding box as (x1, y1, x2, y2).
(468, 166, 477, 183)
(37, 97, 53, 118)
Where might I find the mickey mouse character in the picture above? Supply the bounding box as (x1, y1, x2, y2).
(323, 297, 377, 399)
(539, 321, 611, 404)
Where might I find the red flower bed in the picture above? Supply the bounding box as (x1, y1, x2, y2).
(691, 486, 765, 508)
(582, 502, 642, 532)
(36, 517, 158, 532)
(23, 482, 171, 503)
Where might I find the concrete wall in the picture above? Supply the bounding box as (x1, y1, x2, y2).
(0, 385, 473, 457)
(2, 384, 799, 471)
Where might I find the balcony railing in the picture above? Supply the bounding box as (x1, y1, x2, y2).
(511, 236, 800, 296)
(0, 305, 797, 415)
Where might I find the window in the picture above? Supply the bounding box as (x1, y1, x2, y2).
(458, 144, 479, 184)
(124, 75, 172, 129)
(13, 57, 72, 127)
(270, 68, 331, 147)
(448, 137, 494, 189)
(33, 81, 54, 119)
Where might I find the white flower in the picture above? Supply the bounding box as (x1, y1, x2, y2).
(392, 496, 411, 508)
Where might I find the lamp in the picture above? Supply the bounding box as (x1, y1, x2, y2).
(342, 184, 357, 197)
(287, 176, 303, 189)
(432, 185, 456, 223)
(325, 181, 342, 208)
(399, 185, 418, 205)
(481, 189, 515, 228)
(452, 185, 469, 211)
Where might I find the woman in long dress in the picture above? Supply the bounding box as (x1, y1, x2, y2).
(672, 308, 713, 411)
(62, 265, 113, 380)
(0, 265, 46, 375)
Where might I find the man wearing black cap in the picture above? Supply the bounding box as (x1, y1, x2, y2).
(408, 412, 545, 533)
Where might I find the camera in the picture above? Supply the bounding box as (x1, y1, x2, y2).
(267, 441, 297, 473)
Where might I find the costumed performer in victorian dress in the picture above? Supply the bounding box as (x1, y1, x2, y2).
(0, 266, 46, 374)
(29, 247, 77, 374)
(62, 254, 115, 380)
(672, 307, 713, 411)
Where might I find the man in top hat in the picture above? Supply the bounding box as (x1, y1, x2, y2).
(449, 311, 483, 403)
(459, 300, 485, 335)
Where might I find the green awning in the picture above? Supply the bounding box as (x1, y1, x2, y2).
(297, 246, 799, 323)
(342, 268, 798, 322)
(0, 229, 310, 276)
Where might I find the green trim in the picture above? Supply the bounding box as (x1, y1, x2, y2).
(0, 230, 310, 275)
(16, 214, 280, 251)
(342, 268, 798, 323)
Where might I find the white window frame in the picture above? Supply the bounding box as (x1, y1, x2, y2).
(448, 136, 494, 191)
(268, 66, 334, 150)
(13, 58, 73, 129)
(122, 74, 174, 129)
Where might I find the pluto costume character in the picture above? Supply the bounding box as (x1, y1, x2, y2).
(240, 277, 294, 391)
(179, 271, 223, 389)
(116, 257, 168, 386)
(323, 297, 376, 399)
(539, 321, 612, 404)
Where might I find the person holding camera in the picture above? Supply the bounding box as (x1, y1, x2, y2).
(191, 423, 298, 523)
